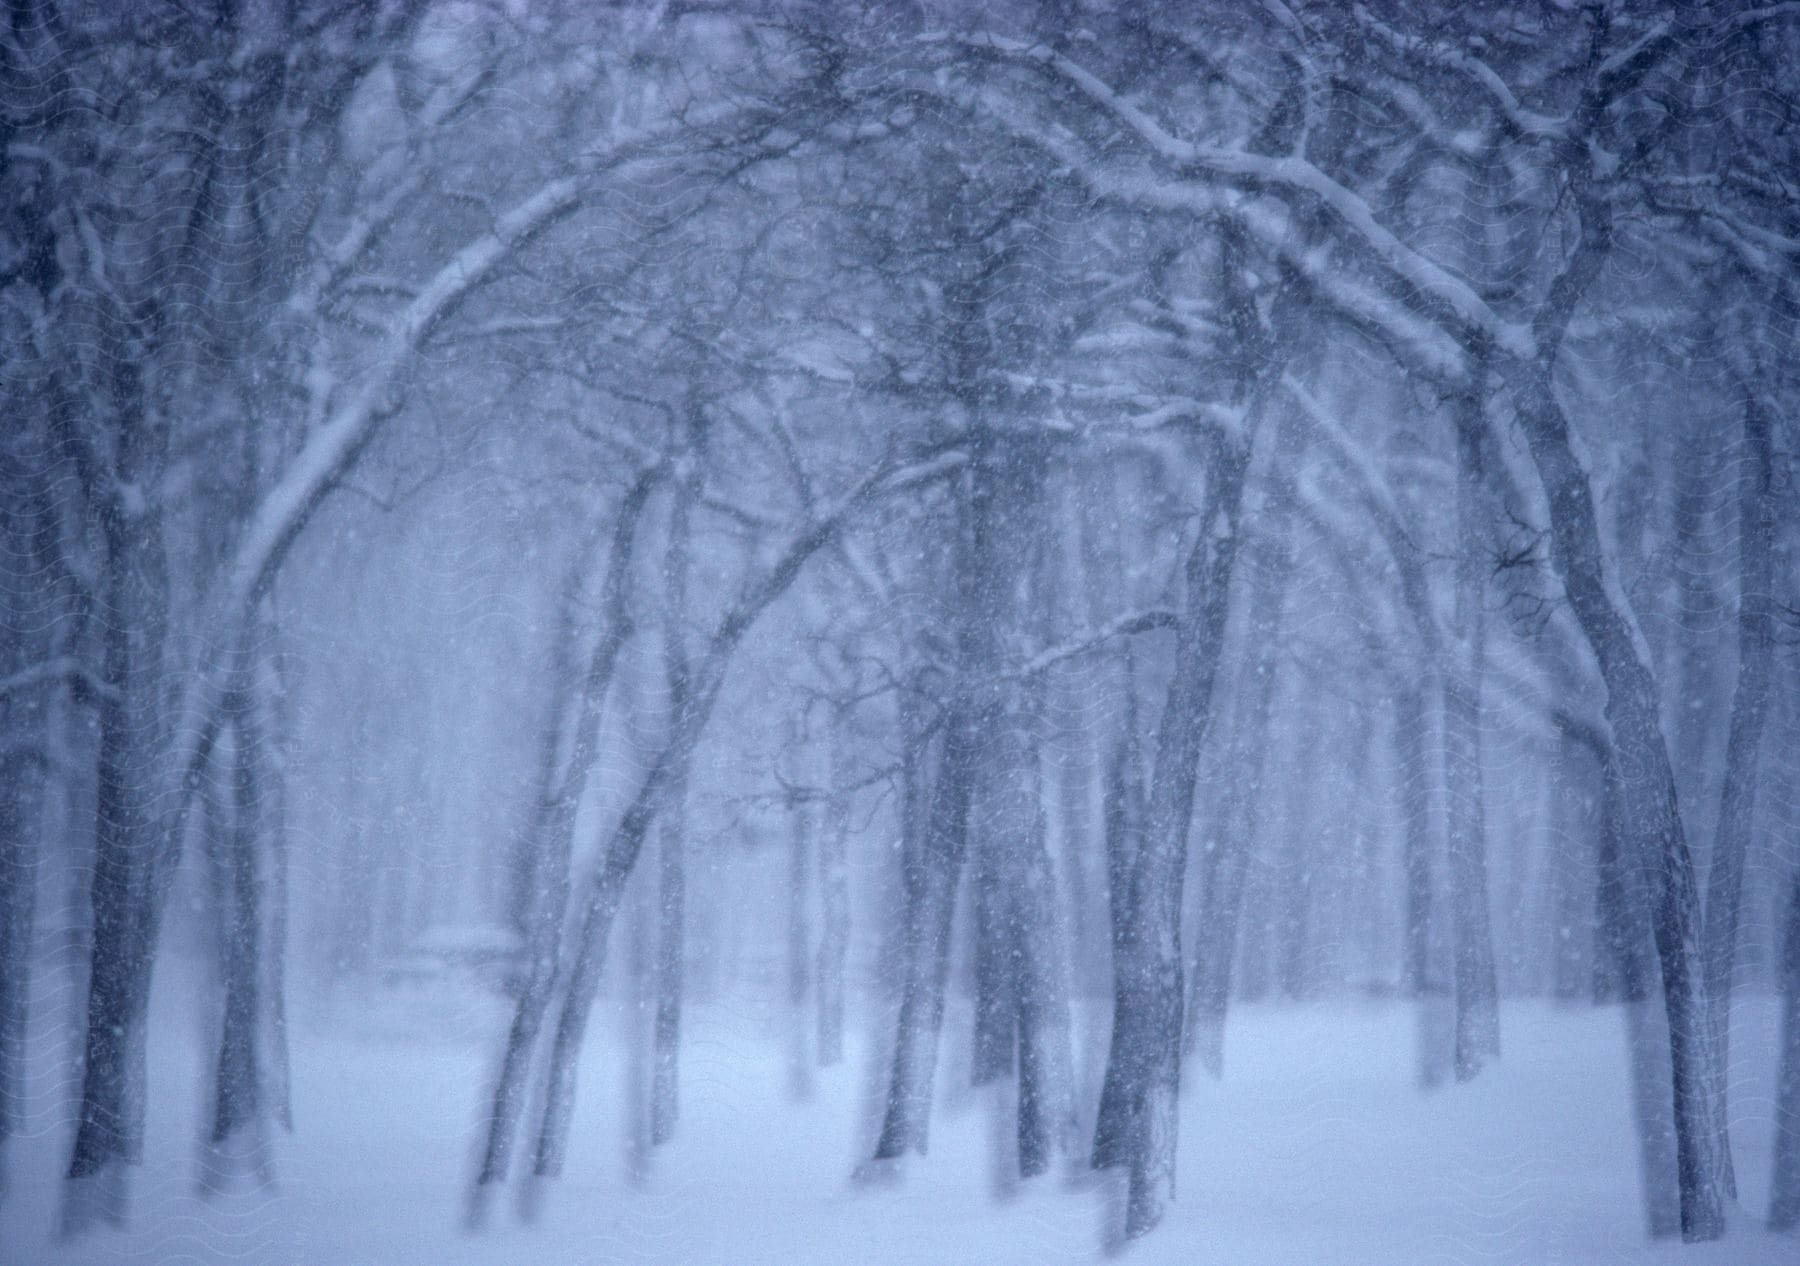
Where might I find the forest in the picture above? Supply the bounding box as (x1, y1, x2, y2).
(1, 2, 1797, 1262)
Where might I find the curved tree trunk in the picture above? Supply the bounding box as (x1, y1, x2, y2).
(1507, 361, 1727, 1241)
(471, 474, 660, 1204)
(1093, 432, 1248, 1239)
(1702, 393, 1775, 1162)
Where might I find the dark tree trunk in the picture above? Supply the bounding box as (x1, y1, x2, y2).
(1186, 654, 1279, 1076)
(815, 749, 850, 1068)
(1664, 433, 1723, 845)
(1548, 743, 1594, 1002)
(954, 424, 1067, 1181)
(1770, 876, 1800, 1231)
(876, 423, 1067, 1175)
(872, 710, 976, 1159)
(471, 471, 659, 1205)
(651, 775, 685, 1143)
(527, 439, 936, 1186)
(1093, 432, 1248, 1239)
(66, 480, 170, 1229)
(1273, 716, 1318, 1003)
(1010, 801, 1067, 1177)
(1702, 393, 1775, 1159)
(0, 476, 54, 1166)
(1395, 685, 1439, 977)
(786, 786, 814, 1099)
(1581, 718, 1681, 1238)
(1398, 680, 1455, 1090)
(1184, 391, 1301, 1074)
(625, 847, 655, 1185)
(532, 773, 667, 1180)
(656, 439, 697, 1134)
(0, 744, 38, 1164)
(1507, 362, 1727, 1241)
(970, 810, 1015, 1088)
(202, 677, 276, 1189)
(1441, 401, 1500, 1080)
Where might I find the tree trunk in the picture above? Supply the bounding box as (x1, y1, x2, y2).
(1702, 393, 1774, 1161)
(1394, 683, 1451, 1087)
(1182, 602, 1277, 1064)
(471, 471, 658, 1204)
(1445, 409, 1500, 1080)
(532, 773, 666, 1180)
(970, 804, 1015, 1088)
(872, 711, 975, 1159)
(953, 422, 1067, 1183)
(1584, 720, 1681, 1238)
(656, 434, 697, 1134)
(815, 744, 850, 1068)
(0, 478, 52, 1170)
(1184, 395, 1300, 1073)
(1506, 363, 1727, 1240)
(651, 771, 685, 1143)
(1010, 804, 1067, 1178)
(625, 846, 656, 1186)
(1769, 876, 1800, 1231)
(1664, 432, 1723, 849)
(0, 746, 40, 1178)
(786, 787, 814, 1100)
(65, 491, 169, 1229)
(528, 440, 939, 1185)
(202, 678, 275, 1190)
(1093, 434, 1248, 1239)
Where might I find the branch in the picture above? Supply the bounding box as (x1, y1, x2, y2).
(1349, 5, 1566, 141)
(0, 655, 118, 704)
(167, 103, 769, 806)
(948, 33, 1532, 363)
(1012, 607, 1179, 679)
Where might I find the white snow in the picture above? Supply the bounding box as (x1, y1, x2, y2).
(3, 963, 1793, 1264)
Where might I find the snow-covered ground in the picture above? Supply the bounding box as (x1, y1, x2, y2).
(3, 964, 1793, 1265)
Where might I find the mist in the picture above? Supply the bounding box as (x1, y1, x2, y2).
(1, 2, 1797, 1262)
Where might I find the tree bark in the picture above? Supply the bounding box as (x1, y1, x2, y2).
(0, 474, 54, 1167)
(1506, 362, 1727, 1241)
(786, 785, 814, 1100)
(201, 675, 276, 1189)
(872, 710, 975, 1159)
(65, 456, 170, 1229)
(1702, 392, 1775, 1156)
(1445, 407, 1500, 1080)
(1185, 600, 1284, 1075)
(528, 446, 952, 1181)
(815, 738, 850, 1068)
(655, 451, 697, 1139)
(1770, 876, 1800, 1231)
(1395, 681, 1453, 1086)
(1578, 715, 1681, 1238)
(471, 470, 659, 1202)
(651, 773, 685, 1143)
(1093, 433, 1248, 1239)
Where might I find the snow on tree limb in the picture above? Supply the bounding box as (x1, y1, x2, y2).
(945, 33, 1535, 364)
(166, 104, 768, 810)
